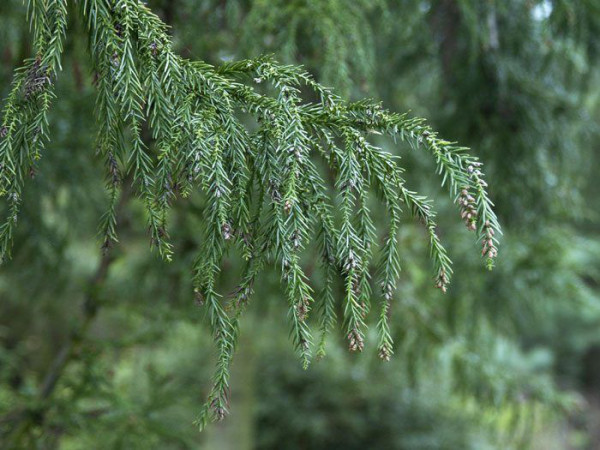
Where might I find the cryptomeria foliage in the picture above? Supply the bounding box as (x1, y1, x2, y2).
(0, 0, 500, 427)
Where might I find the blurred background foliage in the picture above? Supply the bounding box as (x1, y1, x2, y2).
(1, 0, 599, 448)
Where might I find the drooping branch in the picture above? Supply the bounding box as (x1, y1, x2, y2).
(0, 0, 500, 428)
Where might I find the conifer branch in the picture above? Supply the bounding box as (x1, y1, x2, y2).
(0, 0, 501, 428)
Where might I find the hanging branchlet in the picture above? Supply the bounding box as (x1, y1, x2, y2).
(378, 301, 393, 362)
(0, 0, 68, 259)
(0, 0, 501, 429)
(469, 163, 499, 269)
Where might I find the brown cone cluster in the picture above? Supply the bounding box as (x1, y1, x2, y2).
(347, 328, 365, 352)
(482, 220, 498, 260)
(435, 268, 449, 293)
(458, 188, 477, 231)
